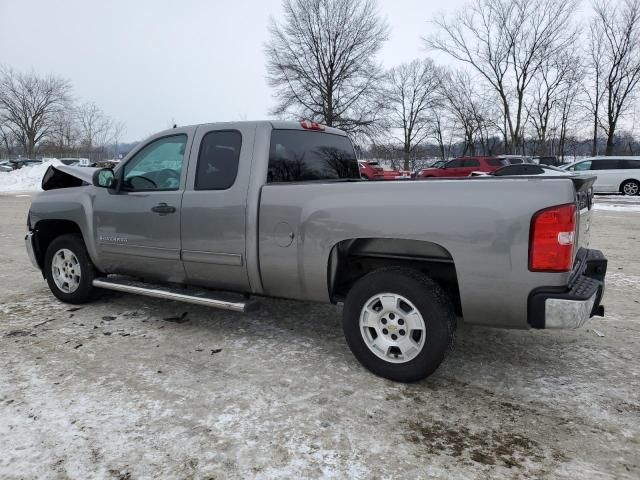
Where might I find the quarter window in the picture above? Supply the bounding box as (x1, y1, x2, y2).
(618, 159, 640, 169)
(123, 135, 187, 191)
(195, 130, 242, 190)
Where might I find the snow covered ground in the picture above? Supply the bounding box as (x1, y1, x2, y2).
(593, 194, 640, 212)
(0, 195, 639, 479)
(0, 159, 61, 193)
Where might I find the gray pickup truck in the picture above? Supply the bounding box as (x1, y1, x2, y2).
(25, 120, 607, 382)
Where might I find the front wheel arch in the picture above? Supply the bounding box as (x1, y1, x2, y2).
(32, 220, 84, 271)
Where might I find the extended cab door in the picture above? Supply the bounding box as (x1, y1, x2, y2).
(92, 128, 194, 282)
(180, 123, 255, 292)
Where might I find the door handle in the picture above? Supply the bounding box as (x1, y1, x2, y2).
(151, 203, 176, 215)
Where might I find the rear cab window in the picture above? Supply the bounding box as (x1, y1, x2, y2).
(267, 129, 359, 182)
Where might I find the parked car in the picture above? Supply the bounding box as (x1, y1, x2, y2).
(496, 155, 532, 164)
(0, 160, 14, 172)
(561, 156, 640, 195)
(9, 158, 42, 170)
(416, 156, 514, 178)
(471, 163, 572, 177)
(534, 155, 562, 167)
(26, 120, 606, 382)
(383, 168, 411, 180)
(358, 160, 384, 180)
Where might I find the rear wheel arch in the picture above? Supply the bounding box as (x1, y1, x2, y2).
(327, 237, 461, 315)
(342, 266, 456, 381)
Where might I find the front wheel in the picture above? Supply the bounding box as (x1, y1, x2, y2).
(44, 234, 96, 304)
(342, 267, 456, 382)
(621, 179, 640, 196)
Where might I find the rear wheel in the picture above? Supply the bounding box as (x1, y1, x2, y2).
(621, 179, 640, 196)
(342, 267, 456, 382)
(45, 234, 96, 304)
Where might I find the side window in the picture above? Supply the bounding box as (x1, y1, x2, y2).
(591, 159, 620, 170)
(572, 161, 592, 171)
(486, 158, 504, 167)
(445, 159, 463, 168)
(463, 159, 480, 167)
(123, 135, 187, 191)
(195, 130, 242, 190)
(620, 159, 640, 169)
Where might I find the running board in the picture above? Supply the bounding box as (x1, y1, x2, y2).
(92, 277, 257, 313)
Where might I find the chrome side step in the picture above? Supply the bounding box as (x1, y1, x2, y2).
(92, 276, 257, 313)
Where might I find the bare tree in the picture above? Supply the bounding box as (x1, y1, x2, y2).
(430, 107, 457, 161)
(381, 59, 441, 170)
(265, 0, 389, 135)
(0, 67, 71, 157)
(110, 120, 126, 158)
(527, 53, 582, 156)
(585, 16, 607, 156)
(50, 109, 79, 153)
(75, 101, 113, 150)
(0, 123, 16, 155)
(440, 70, 490, 155)
(590, 0, 640, 155)
(426, 0, 579, 153)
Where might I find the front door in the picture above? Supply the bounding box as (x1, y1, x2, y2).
(93, 130, 194, 282)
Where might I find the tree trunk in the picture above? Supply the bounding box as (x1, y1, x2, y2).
(606, 130, 615, 155)
(403, 148, 410, 171)
(591, 113, 598, 156)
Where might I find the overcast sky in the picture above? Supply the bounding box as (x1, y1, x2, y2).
(2, 0, 473, 141)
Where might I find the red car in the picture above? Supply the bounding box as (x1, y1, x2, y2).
(358, 160, 384, 180)
(383, 168, 411, 180)
(416, 156, 513, 178)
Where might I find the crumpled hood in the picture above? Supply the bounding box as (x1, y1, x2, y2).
(41, 165, 98, 190)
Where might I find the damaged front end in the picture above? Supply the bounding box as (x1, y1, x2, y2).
(41, 165, 97, 190)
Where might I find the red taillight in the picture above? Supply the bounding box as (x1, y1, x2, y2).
(300, 120, 325, 131)
(529, 203, 577, 272)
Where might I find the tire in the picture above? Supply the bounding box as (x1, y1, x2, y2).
(621, 179, 640, 196)
(342, 267, 456, 382)
(44, 234, 96, 304)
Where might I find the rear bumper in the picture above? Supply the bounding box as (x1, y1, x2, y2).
(528, 248, 607, 329)
(25, 231, 39, 269)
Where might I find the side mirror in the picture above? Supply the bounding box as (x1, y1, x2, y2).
(93, 168, 115, 188)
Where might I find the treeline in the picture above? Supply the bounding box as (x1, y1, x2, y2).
(266, 0, 640, 170)
(0, 67, 125, 160)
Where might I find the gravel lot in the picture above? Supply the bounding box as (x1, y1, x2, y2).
(1, 194, 638, 479)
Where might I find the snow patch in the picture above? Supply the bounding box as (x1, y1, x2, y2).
(0, 159, 61, 193)
(593, 203, 640, 213)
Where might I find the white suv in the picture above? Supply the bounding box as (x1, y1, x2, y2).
(562, 157, 640, 195)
